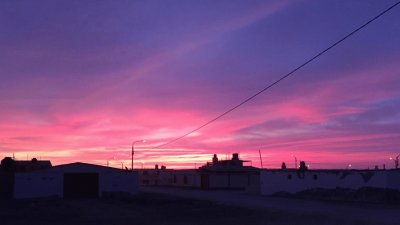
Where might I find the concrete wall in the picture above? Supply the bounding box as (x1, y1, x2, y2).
(138, 169, 258, 190)
(206, 173, 256, 190)
(229, 174, 249, 189)
(260, 170, 391, 195)
(387, 170, 400, 189)
(209, 174, 229, 188)
(13, 163, 139, 199)
(139, 170, 203, 188)
(139, 170, 201, 187)
(139, 169, 171, 186)
(100, 172, 138, 195)
(245, 173, 261, 194)
(14, 172, 63, 199)
(162, 172, 254, 190)
(171, 171, 201, 188)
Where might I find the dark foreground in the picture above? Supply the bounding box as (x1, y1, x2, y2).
(1, 192, 399, 225)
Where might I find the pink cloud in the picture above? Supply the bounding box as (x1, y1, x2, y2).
(1, 1, 399, 169)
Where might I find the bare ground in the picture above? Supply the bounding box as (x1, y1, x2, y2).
(0, 190, 399, 225)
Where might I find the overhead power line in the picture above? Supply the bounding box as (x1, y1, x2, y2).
(152, 1, 400, 149)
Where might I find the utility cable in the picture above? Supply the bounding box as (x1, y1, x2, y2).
(152, 1, 400, 149)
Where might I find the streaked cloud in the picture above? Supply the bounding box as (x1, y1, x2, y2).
(0, 0, 399, 169)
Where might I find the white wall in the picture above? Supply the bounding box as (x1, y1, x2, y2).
(14, 172, 63, 199)
(387, 170, 400, 189)
(260, 170, 390, 195)
(100, 172, 138, 195)
(229, 174, 249, 189)
(171, 171, 201, 188)
(246, 174, 261, 193)
(207, 173, 250, 189)
(14, 163, 139, 199)
(209, 174, 229, 188)
(139, 170, 202, 188)
(139, 169, 257, 190)
(164, 172, 255, 189)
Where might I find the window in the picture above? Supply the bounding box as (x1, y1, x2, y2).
(287, 174, 292, 180)
(183, 175, 188, 185)
(173, 175, 177, 184)
(313, 174, 318, 180)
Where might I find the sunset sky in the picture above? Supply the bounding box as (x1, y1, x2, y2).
(1, 0, 399, 169)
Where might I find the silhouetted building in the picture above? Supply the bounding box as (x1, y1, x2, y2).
(139, 153, 260, 191)
(199, 153, 257, 171)
(13, 162, 139, 199)
(0, 157, 52, 199)
(0, 159, 139, 199)
(1, 157, 52, 172)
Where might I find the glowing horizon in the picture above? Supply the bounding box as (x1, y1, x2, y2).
(1, 0, 400, 170)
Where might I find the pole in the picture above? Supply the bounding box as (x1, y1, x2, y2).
(259, 149, 263, 169)
(131, 142, 135, 171)
(131, 140, 146, 171)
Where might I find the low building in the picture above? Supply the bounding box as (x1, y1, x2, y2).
(13, 162, 139, 199)
(0, 157, 53, 199)
(198, 153, 259, 190)
(139, 153, 260, 190)
(139, 166, 173, 186)
(1, 157, 139, 199)
(260, 169, 400, 195)
(139, 168, 200, 188)
(1, 157, 52, 172)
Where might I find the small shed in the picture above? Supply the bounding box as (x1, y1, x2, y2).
(13, 162, 138, 199)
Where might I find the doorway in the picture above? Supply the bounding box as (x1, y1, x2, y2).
(64, 173, 99, 198)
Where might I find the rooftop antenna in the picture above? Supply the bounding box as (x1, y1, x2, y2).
(259, 149, 264, 169)
(12, 153, 15, 160)
(390, 154, 400, 169)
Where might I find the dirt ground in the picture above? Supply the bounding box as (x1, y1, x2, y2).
(1, 192, 399, 225)
(144, 187, 400, 224)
